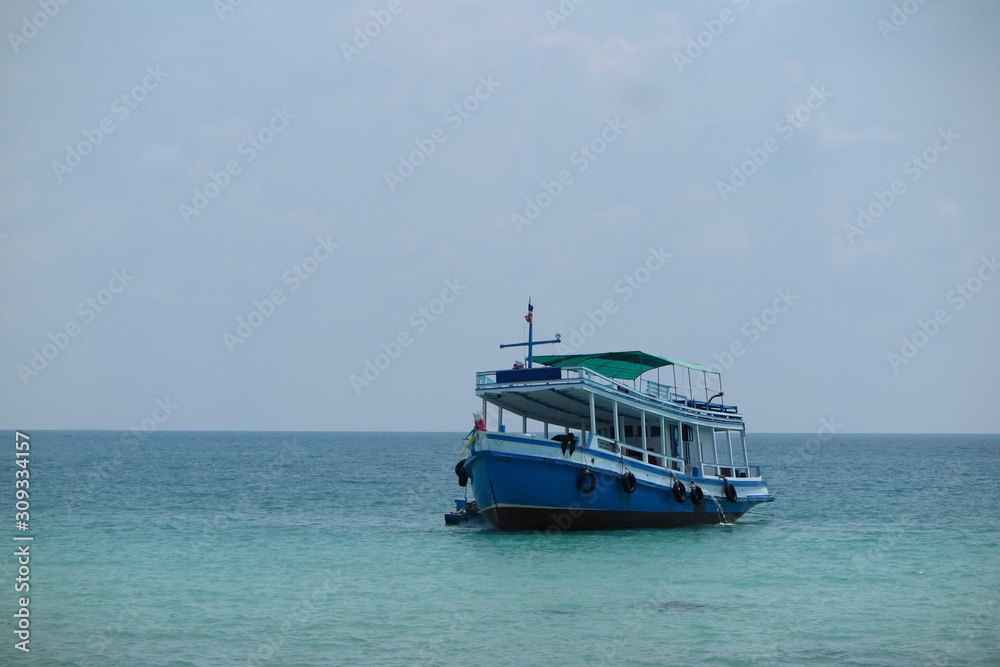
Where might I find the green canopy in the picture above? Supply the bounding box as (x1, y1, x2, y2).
(532, 351, 717, 380)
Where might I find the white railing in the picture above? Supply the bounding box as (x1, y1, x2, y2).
(591, 434, 687, 473)
(477, 366, 742, 422)
(699, 462, 761, 479)
(644, 380, 687, 403)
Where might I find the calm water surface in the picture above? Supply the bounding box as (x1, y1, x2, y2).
(2, 431, 998, 666)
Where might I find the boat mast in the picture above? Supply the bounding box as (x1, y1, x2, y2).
(499, 298, 560, 368)
(527, 299, 534, 367)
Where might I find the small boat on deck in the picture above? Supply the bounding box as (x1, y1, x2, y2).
(448, 301, 774, 531)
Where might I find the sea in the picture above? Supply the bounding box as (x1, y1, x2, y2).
(2, 430, 998, 666)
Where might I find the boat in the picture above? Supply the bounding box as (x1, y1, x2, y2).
(451, 301, 774, 531)
(443, 498, 487, 526)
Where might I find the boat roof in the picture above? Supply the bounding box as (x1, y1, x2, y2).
(532, 351, 717, 380)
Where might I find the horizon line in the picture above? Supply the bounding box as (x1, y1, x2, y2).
(2, 428, 998, 436)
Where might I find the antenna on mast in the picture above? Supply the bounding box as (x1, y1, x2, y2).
(500, 298, 561, 368)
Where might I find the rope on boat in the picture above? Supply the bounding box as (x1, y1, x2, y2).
(459, 433, 476, 456)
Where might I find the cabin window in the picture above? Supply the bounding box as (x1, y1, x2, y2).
(624, 425, 634, 437)
(682, 424, 693, 441)
(649, 426, 661, 437)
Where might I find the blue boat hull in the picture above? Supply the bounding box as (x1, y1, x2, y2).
(465, 448, 768, 531)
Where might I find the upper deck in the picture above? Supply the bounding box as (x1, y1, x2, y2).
(483, 328, 757, 478)
(475, 362, 743, 432)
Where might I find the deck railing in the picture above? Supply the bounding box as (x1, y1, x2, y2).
(594, 435, 761, 478)
(477, 366, 742, 422)
(698, 463, 761, 479)
(591, 434, 687, 473)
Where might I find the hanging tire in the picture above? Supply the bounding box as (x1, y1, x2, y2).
(578, 470, 596, 495)
(724, 481, 738, 503)
(690, 485, 704, 505)
(455, 460, 468, 487)
(622, 471, 637, 494)
(672, 481, 687, 503)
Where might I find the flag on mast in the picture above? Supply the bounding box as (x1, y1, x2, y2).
(524, 299, 533, 324)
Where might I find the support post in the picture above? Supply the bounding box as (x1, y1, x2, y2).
(741, 429, 750, 470)
(727, 430, 735, 466)
(589, 393, 597, 440)
(641, 411, 647, 463)
(693, 424, 702, 468)
(613, 401, 620, 442)
(660, 415, 667, 465)
(676, 423, 685, 472)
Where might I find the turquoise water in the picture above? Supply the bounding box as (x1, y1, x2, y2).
(3, 431, 998, 666)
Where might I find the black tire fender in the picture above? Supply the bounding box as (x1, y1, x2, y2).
(690, 485, 704, 505)
(724, 481, 738, 503)
(622, 471, 637, 494)
(578, 470, 597, 495)
(672, 481, 687, 503)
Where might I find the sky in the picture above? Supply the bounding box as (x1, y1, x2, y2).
(1, 0, 997, 433)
